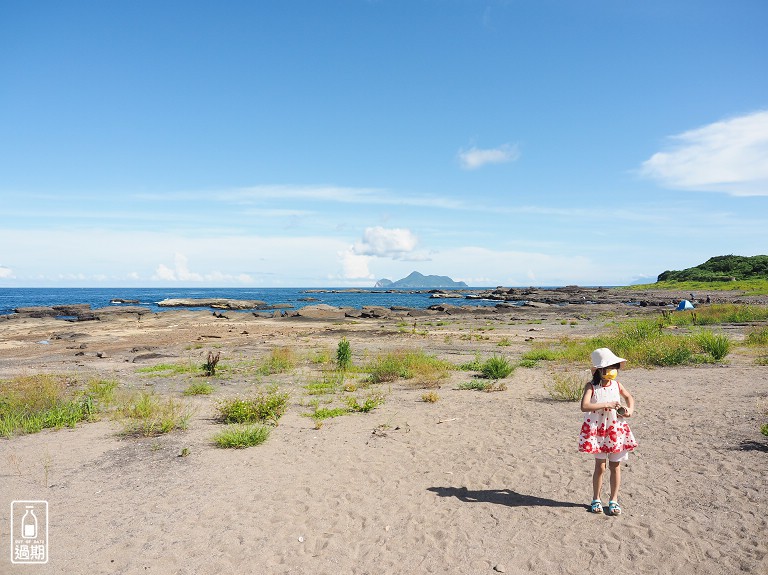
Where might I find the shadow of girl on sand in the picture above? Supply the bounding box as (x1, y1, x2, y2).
(428, 486, 586, 510)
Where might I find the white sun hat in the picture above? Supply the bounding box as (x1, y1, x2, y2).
(590, 348, 627, 369)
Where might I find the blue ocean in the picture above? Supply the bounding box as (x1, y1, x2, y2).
(0, 287, 504, 316)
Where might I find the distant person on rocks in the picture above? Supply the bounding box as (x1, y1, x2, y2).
(578, 348, 637, 516)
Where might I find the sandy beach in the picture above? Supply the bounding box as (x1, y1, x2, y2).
(1, 296, 766, 574)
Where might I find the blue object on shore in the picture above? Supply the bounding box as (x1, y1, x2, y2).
(677, 300, 694, 311)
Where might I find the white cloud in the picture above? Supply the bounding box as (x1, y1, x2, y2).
(353, 227, 419, 259)
(152, 253, 255, 284)
(0, 266, 13, 279)
(0, 228, 349, 286)
(458, 143, 520, 170)
(153, 253, 202, 282)
(640, 110, 768, 196)
(339, 249, 374, 280)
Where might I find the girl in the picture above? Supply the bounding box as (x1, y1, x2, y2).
(578, 348, 637, 516)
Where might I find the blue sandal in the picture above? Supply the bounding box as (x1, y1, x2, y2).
(590, 499, 603, 514)
(608, 500, 621, 515)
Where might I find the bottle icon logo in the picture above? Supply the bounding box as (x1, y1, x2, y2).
(11, 501, 48, 564)
(22, 506, 38, 539)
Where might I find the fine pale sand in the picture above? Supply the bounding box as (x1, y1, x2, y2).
(0, 303, 766, 575)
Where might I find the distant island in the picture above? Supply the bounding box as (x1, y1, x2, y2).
(657, 255, 768, 282)
(375, 271, 468, 289)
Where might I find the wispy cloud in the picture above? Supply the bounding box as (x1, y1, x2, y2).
(0, 265, 13, 279)
(224, 185, 466, 210)
(457, 143, 520, 170)
(640, 110, 768, 196)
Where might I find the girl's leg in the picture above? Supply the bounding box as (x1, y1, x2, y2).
(609, 460, 621, 501)
(593, 458, 606, 500)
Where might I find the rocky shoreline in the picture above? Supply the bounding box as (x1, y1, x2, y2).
(3, 286, 766, 322)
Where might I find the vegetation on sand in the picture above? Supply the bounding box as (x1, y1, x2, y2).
(336, 337, 352, 370)
(215, 387, 289, 425)
(0, 375, 116, 438)
(183, 381, 215, 396)
(365, 350, 452, 388)
(213, 424, 271, 448)
(544, 372, 584, 402)
(118, 392, 191, 437)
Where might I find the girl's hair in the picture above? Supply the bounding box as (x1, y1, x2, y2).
(591, 363, 621, 385)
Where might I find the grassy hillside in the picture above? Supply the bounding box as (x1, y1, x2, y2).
(657, 255, 768, 282)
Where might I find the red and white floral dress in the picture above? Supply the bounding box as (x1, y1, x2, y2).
(578, 380, 638, 456)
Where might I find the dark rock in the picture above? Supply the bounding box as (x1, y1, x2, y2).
(360, 306, 391, 318)
(13, 307, 58, 318)
(133, 353, 172, 362)
(294, 304, 346, 320)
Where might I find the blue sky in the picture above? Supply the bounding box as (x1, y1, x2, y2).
(1, 0, 767, 287)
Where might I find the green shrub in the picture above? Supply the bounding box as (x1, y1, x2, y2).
(695, 330, 731, 361)
(215, 387, 289, 425)
(213, 424, 270, 448)
(336, 338, 352, 370)
(480, 356, 514, 379)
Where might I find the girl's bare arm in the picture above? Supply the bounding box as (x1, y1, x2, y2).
(618, 382, 635, 415)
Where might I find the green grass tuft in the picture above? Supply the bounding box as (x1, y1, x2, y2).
(183, 381, 215, 396)
(213, 424, 270, 448)
(480, 355, 514, 379)
(257, 347, 296, 375)
(0, 375, 118, 437)
(544, 372, 584, 401)
(365, 350, 452, 387)
(311, 407, 349, 420)
(215, 387, 289, 425)
(336, 337, 352, 370)
(136, 362, 200, 376)
(118, 392, 191, 437)
(695, 330, 731, 361)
